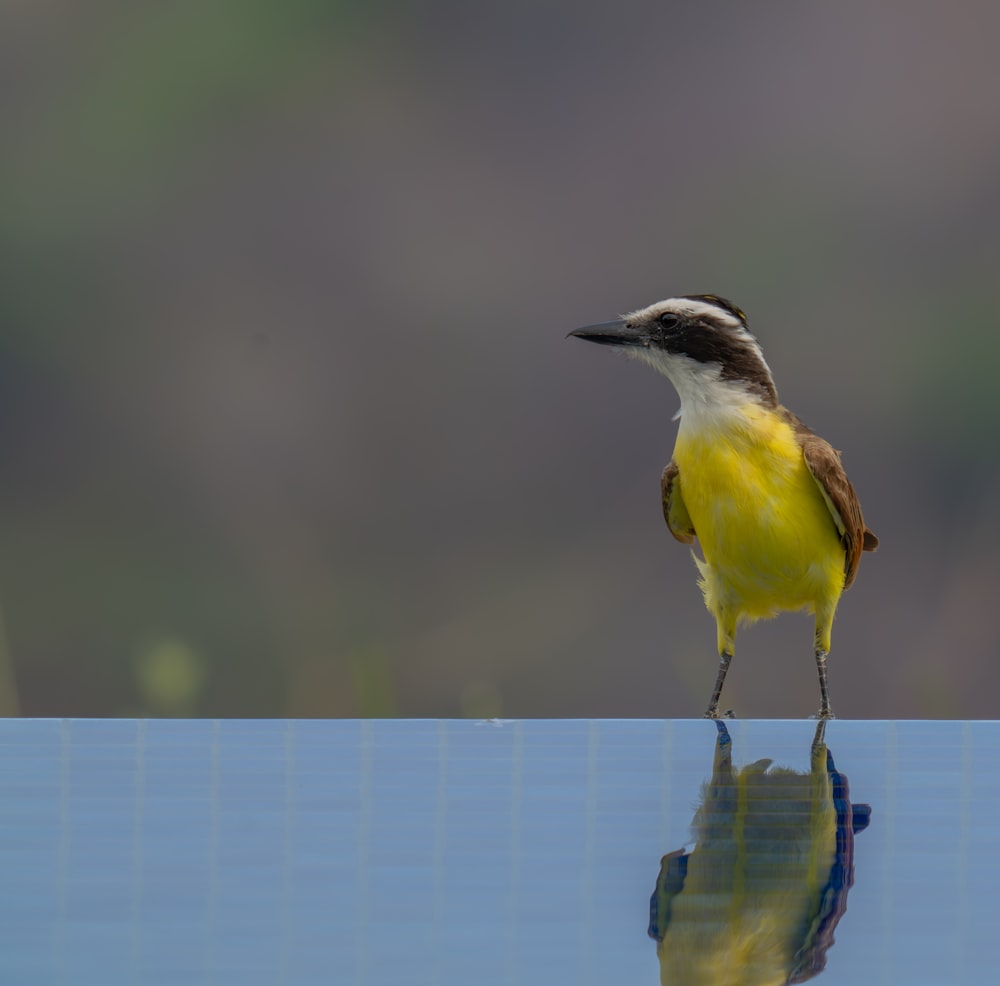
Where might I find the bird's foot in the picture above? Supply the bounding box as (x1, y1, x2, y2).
(813, 707, 836, 721)
(703, 707, 736, 720)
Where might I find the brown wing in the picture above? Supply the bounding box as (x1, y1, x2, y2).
(786, 411, 879, 589)
(661, 461, 696, 544)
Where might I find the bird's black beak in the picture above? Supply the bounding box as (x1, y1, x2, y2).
(568, 319, 648, 348)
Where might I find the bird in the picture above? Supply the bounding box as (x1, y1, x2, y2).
(570, 294, 877, 718)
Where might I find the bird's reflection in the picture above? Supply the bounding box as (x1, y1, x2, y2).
(649, 721, 870, 985)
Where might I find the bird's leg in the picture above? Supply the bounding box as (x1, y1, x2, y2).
(704, 649, 733, 719)
(814, 649, 834, 719)
(705, 617, 737, 719)
(813, 612, 835, 719)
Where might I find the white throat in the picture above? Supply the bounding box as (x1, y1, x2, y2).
(629, 348, 768, 432)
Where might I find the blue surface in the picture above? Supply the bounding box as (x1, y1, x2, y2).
(0, 718, 996, 984)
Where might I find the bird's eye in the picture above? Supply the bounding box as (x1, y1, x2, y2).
(657, 312, 680, 330)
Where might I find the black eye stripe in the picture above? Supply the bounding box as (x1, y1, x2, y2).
(656, 324, 776, 406)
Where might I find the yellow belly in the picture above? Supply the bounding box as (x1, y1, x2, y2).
(674, 406, 845, 626)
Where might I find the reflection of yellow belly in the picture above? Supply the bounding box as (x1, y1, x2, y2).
(656, 758, 838, 986)
(674, 406, 844, 623)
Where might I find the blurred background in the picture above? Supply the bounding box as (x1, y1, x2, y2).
(0, 1, 997, 719)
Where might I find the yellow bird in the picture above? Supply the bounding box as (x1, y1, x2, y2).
(571, 295, 877, 718)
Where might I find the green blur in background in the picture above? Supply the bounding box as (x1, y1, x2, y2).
(1, 1, 998, 719)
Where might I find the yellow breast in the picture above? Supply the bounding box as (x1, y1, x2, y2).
(673, 404, 844, 622)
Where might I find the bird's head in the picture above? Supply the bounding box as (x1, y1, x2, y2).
(570, 294, 778, 409)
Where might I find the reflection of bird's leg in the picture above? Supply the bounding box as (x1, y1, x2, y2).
(811, 717, 827, 753)
(713, 719, 732, 769)
(705, 718, 736, 825)
(810, 718, 829, 775)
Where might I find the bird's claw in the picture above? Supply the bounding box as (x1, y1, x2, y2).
(703, 708, 736, 720)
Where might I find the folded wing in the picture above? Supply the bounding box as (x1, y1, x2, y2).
(661, 461, 696, 545)
(787, 412, 879, 589)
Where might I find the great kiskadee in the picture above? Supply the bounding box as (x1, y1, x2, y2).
(571, 295, 878, 719)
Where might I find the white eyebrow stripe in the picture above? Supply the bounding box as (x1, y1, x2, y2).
(625, 298, 743, 329)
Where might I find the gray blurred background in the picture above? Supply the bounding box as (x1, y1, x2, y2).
(0, 1, 997, 719)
